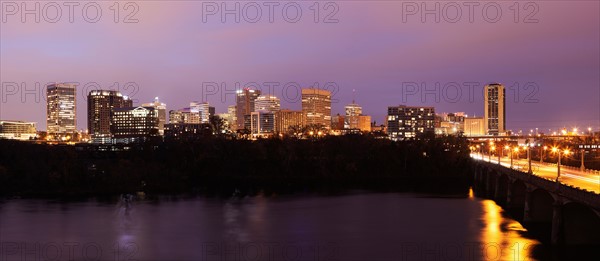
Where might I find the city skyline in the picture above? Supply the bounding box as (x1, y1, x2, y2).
(1, 2, 598, 132)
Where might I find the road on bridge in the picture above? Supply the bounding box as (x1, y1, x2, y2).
(471, 154, 600, 194)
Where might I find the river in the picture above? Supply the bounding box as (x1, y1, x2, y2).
(0, 190, 585, 261)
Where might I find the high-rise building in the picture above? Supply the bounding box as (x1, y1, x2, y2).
(88, 90, 132, 143)
(142, 97, 167, 135)
(254, 95, 281, 113)
(190, 101, 210, 123)
(302, 88, 331, 129)
(484, 83, 506, 135)
(250, 111, 275, 136)
(228, 105, 237, 129)
(111, 106, 159, 143)
(235, 88, 261, 130)
(0, 120, 37, 140)
(387, 105, 435, 140)
(275, 109, 305, 133)
(47, 83, 77, 134)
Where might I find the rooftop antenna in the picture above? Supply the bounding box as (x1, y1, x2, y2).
(352, 89, 356, 104)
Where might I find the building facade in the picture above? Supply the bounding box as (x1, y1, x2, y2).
(142, 97, 167, 135)
(0, 120, 37, 140)
(302, 88, 331, 129)
(111, 106, 159, 143)
(484, 83, 506, 135)
(88, 90, 132, 143)
(164, 123, 211, 140)
(249, 111, 275, 136)
(235, 88, 261, 130)
(254, 95, 281, 113)
(275, 110, 304, 134)
(47, 83, 77, 134)
(463, 117, 486, 137)
(387, 105, 435, 140)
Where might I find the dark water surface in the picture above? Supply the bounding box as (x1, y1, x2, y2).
(0, 191, 582, 261)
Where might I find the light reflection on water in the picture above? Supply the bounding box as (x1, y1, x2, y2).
(0, 193, 544, 261)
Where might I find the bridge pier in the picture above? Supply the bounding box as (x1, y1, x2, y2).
(523, 190, 532, 222)
(493, 175, 501, 201)
(505, 182, 512, 209)
(551, 199, 563, 245)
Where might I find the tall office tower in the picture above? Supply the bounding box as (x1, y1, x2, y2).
(484, 83, 506, 135)
(228, 105, 237, 129)
(235, 88, 261, 130)
(88, 90, 132, 143)
(190, 101, 210, 123)
(301, 88, 331, 129)
(254, 95, 281, 113)
(142, 97, 167, 135)
(111, 106, 159, 143)
(387, 105, 435, 141)
(47, 83, 77, 135)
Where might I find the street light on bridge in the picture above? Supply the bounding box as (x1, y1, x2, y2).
(551, 147, 571, 182)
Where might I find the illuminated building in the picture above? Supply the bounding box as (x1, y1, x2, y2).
(227, 105, 237, 129)
(275, 109, 305, 133)
(387, 105, 435, 140)
(331, 114, 345, 130)
(142, 97, 167, 135)
(0, 120, 37, 140)
(111, 106, 159, 143)
(302, 88, 331, 129)
(169, 102, 210, 124)
(164, 123, 211, 140)
(345, 103, 362, 117)
(190, 101, 210, 123)
(484, 83, 506, 135)
(47, 83, 77, 135)
(463, 117, 485, 137)
(88, 90, 132, 143)
(236, 88, 261, 130)
(250, 111, 275, 136)
(254, 95, 281, 113)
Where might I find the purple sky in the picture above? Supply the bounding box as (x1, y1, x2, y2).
(1, 1, 599, 133)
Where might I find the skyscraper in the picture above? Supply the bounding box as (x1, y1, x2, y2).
(484, 83, 506, 135)
(254, 95, 281, 113)
(47, 83, 77, 135)
(301, 88, 331, 129)
(235, 88, 261, 130)
(142, 97, 167, 135)
(88, 90, 132, 143)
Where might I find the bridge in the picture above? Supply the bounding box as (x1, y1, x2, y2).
(472, 157, 600, 245)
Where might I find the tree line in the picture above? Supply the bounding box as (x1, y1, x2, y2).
(0, 135, 473, 197)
